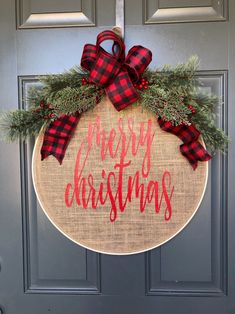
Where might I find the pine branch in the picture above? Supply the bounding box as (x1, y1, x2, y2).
(140, 57, 199, 125)
(25, 85, 45, 109)
(140, 85, 191, 125)
(191, 93, 228, 153)
(145, 55, 199, 86)
(0, 109, 46, 142)
(52, 85, 104, 115)
(40, 66, 88, 102)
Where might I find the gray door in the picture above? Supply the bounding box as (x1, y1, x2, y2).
(0, 0, 234, 313)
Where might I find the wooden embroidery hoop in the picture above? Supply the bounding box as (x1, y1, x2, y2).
(32, 97, 208, 255)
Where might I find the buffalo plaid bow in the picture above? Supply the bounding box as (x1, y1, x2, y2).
(81, 30, 152, 110)
(158, 118, 212, 170)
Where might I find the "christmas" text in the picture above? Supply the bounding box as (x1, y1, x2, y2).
(64, 117, 174, 222)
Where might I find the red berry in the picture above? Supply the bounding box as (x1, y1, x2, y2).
(143, 79, 149, 86)
(138, 84, 143, 89)
(188, 104, 196, 114)
(144, 85, 148, 89)
(81, 77, 88, 85)
(142, 77, 149, 84)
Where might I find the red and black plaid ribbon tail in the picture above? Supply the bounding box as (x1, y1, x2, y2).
(41, 114, 80, 164)
(158, 118, 212, 170)
(81, 30, 152, 111)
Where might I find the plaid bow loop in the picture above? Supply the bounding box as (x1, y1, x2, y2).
(81, 30, 152, 111)
(125, 46, 152, 82)
(158, 118, 212, 170)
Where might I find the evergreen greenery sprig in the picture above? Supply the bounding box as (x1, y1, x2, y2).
(49, 85, 103, 115)
(0, 105, 49, 141)
(41, 66, 88, 102)
(141, 56, 198, 125)
(0, 56, 229, 154)
(191, 93, 229, 153)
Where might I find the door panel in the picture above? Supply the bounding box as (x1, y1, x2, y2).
(144, 0, 227, 24)
(0, 0, 234, 313)
(17, 0, 96, 28)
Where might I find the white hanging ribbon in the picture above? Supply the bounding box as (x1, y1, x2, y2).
(115, 0, 125, 38)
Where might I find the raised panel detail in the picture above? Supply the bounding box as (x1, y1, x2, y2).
(17, 0, 96, 29)
(144, 0, 228, 24)
(19, 76, 101, 294)
(146, 71, 228, 296)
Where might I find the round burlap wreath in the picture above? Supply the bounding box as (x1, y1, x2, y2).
(32, 97, 207, 255)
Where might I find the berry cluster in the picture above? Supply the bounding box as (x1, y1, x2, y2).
(40, 101, 53, 109)
(32, 101, 56, 120)
(134, 77, 149, 90)
(188, 104, 197, 114)
(81, 77, 104, 104)
(81, 77, 89, 85)
(44, 113, 56, 120)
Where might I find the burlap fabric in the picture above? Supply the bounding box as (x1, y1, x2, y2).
(32, 97, 208, 254)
